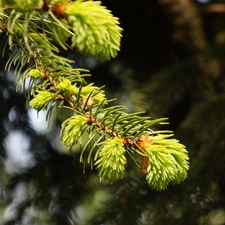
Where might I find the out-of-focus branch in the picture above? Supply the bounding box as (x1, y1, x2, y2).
(158, 0, 221, 79)
(203, 4, 225, 14)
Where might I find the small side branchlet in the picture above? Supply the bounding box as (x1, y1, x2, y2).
(57, 78, 75, 97)
(61, 115, 88, 147)
(95, 137, 127, 183)
(29, 91, 55, 111)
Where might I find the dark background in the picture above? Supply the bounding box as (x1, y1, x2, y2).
(1, 0, 225, 224)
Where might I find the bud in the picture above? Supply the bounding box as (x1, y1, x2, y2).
(75, 83, 106, 106)
(57, 78, 75, 97)
(144, 134, 189, 191)
(82, 95, 94, 109)
(27, 69, 43, 79)
(93, 91, 106, 104)
(29, 90, 55, 111)
(137, 134, 152, 174)
(60, 115, 88, 147)
(65, 0, 122, 61)
(6, 0, 43, 11)
(95, 137, 126, 183)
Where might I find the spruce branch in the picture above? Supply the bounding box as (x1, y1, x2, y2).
(0, 0, 189, 191)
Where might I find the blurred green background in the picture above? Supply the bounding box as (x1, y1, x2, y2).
(1, 0, 225, 224)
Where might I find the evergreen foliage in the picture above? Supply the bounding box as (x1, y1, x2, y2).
(3, 0, 225, 225)
(0, 0, 189, 192)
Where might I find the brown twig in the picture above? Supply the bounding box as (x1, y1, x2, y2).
(203, 4, 225, 14)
